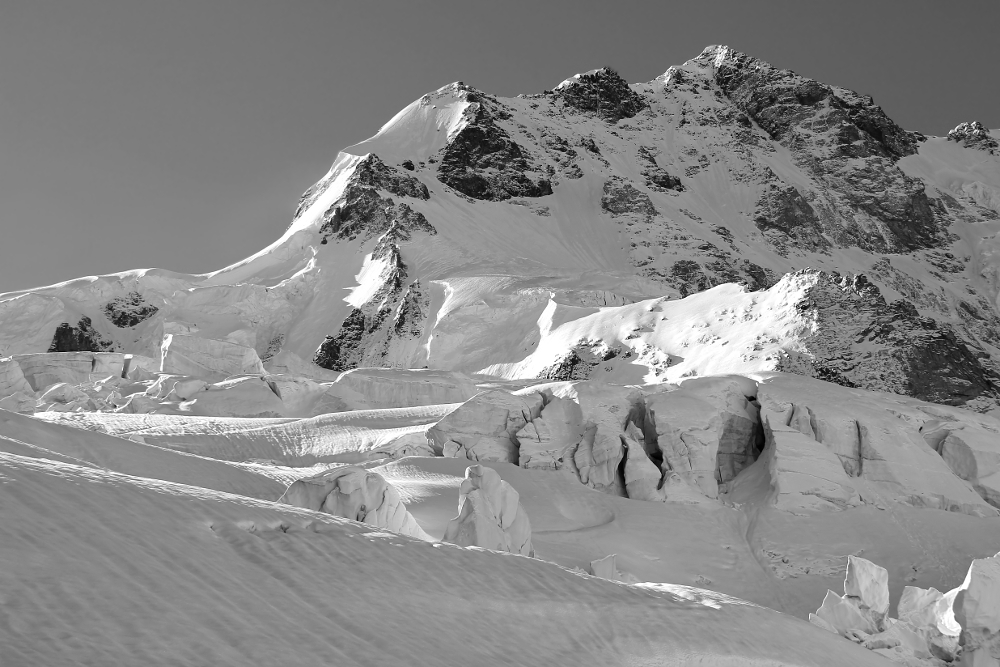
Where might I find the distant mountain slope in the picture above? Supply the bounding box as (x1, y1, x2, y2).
(3, 45, 999, 408)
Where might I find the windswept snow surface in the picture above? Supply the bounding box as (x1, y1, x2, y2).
(0, 450, 891, 667)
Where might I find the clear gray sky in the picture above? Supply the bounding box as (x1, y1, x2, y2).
(1, 0, 998, 292)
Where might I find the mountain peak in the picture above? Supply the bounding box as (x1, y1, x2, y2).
(551, 67, 647, 121)
(948, 121, 999, 153)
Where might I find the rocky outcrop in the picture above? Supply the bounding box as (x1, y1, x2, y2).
(279, 466, 429, 540)
(351, 154, 430, 199)
(313, 308, 366, 372)
(601, 178, 657, 218)
(436, 91, 552, 201)
(103, 291, 159, 328)
(701, 45, 943, 255)
(431, 390, 543, 464)
(753, 175, 829, 254)
(780, 271, 1000, 408)
(553, 68, 647, 122)
(638, 146, 683, 192)
(442, 465, 533, 556)
(705, 47, 916, 159)
(318, 155, 434, 244)
(48, 316, 116, 353)
(313, 235, 429, 372)
(160, 334, 265, 381)
(948, 121, 999, 154)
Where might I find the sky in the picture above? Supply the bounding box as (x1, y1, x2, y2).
(1, 0, 998, 292)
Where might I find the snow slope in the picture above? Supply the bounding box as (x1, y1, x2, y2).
(0, 450, 893, 667)
(1, 45, 997, 410)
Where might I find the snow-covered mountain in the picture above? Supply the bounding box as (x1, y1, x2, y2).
(3, 45, 999, 409)
(3, 46, 1000, 667)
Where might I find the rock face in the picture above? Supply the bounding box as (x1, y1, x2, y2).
(554, 68, 647, 122)
(436, 88, 552, 201)
(316, 154, 433, 244)
(103, 291, 159, 328)
(701, 45, 940, 255)
(442, 465, 533, 556)
(779, 271, 1000, 409)
(48, 316, 116, 353)
(948, 121, 999, 154)
(430, 390, 542, 464)
(313, 233, 428, 372)
(279, 466, 429, 540)
(160, 334, 265, 381)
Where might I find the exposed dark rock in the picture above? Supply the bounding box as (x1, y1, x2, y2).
(540, 343, 620, 381)
(741, 261, 777, 290)
(704, 47, 917, 160)
(638, 146, 683, 192)
(670, 260, 711, 297)
(554, 68, 648, 122)
(48, 316, 116, 353)
(579, 137, 601, 154)
(401, 159, 415, 171)
(318, 188, 435, 244)
(313, 237, 427, 372)
(947, 121, 999, 154)
(753, 180, 829, 253)
(541, 131, 583, 179)
(313, 309, 366, 372)
(436, 98, 551, 201)
(261, 333, 284, 364)
(352, 154, 429, 200)
(393, 280, 428, 337)
(601, 179, 657, 218)
(103, 291, 159, 328)
(780, 271, 999, 407)
(699, 46, 944, 254)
